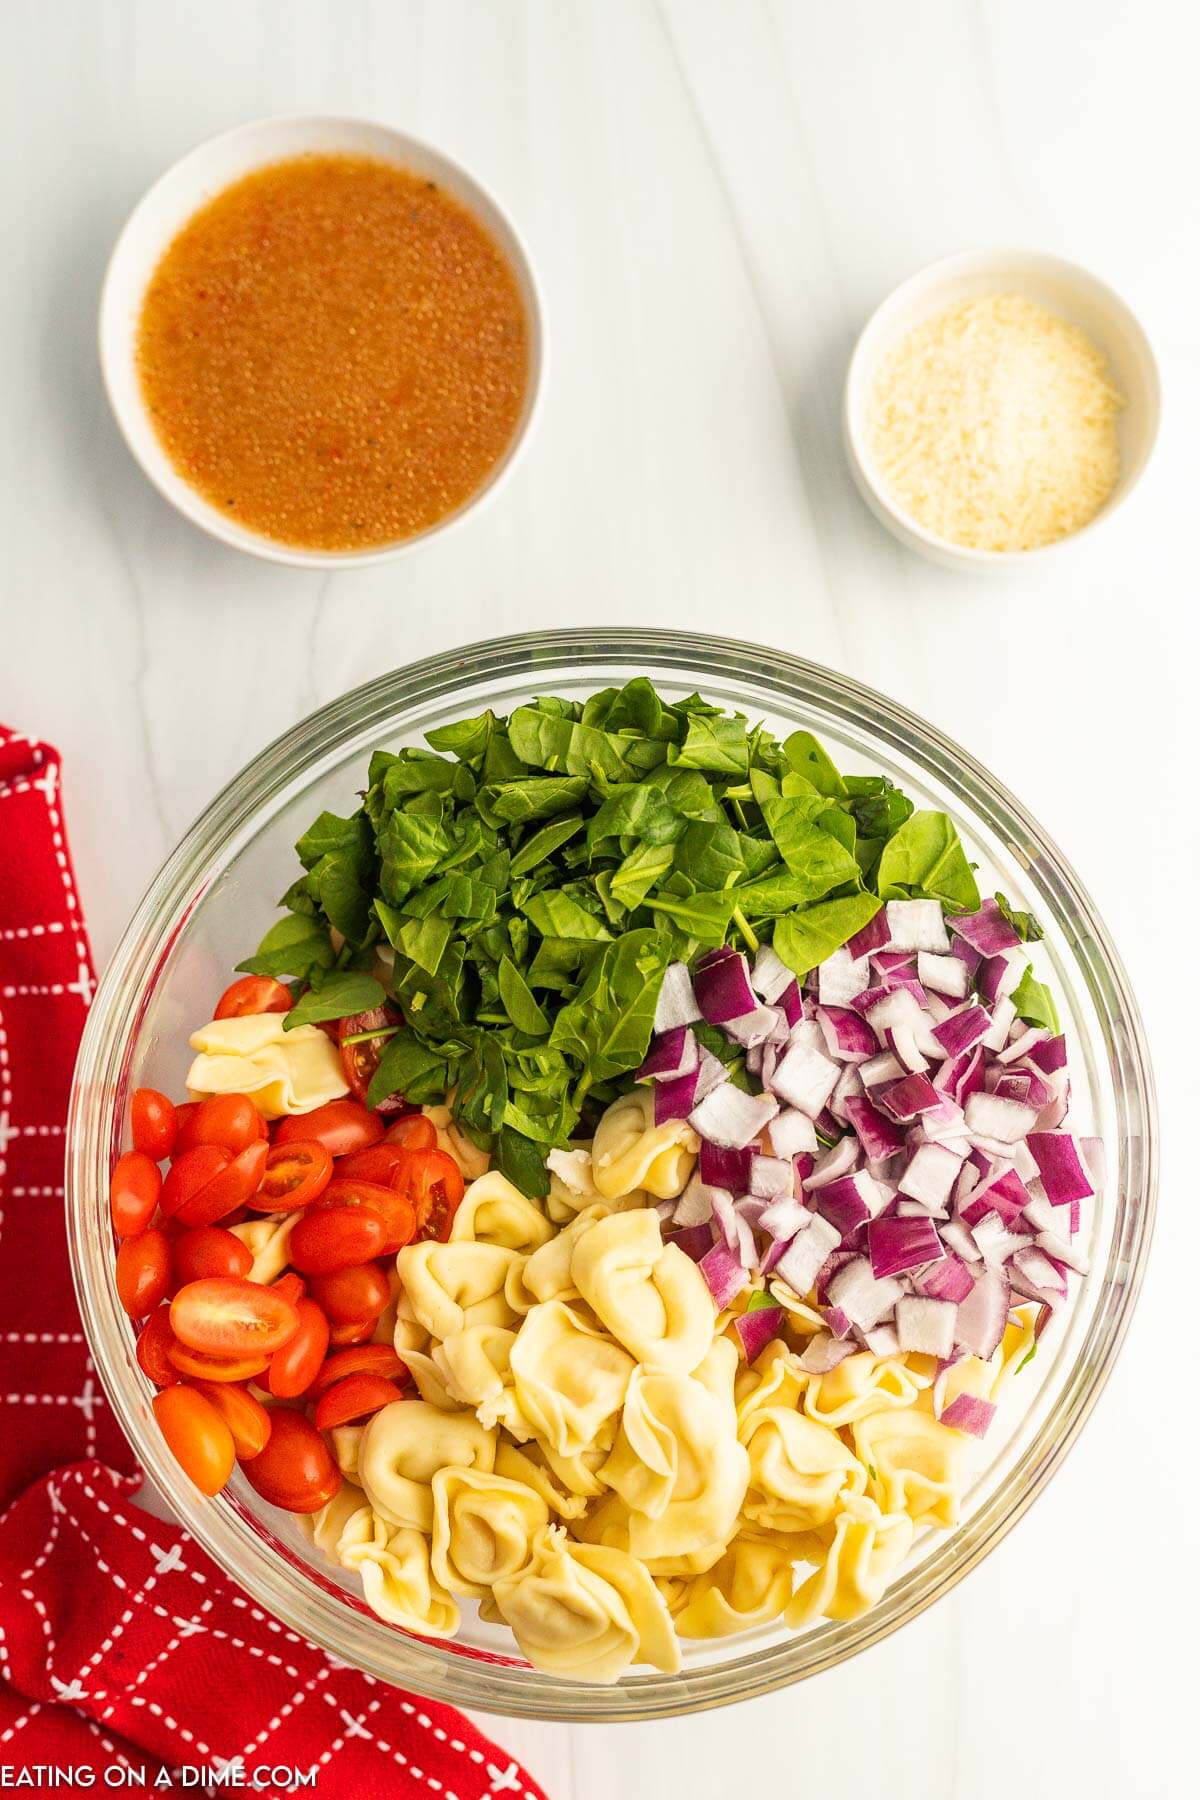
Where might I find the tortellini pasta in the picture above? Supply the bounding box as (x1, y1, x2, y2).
(492, 1526, 680, 1683)
(186, 1014, 347, 1118)
(334, 1505, 459, 1638)
(230, 1211, 301, 1285)
(509, 1300, 634, 1457)
(431, 1465, 548, 1596)
(358, 1400, 496, 1533)
(423, 1103, 492, 1181)
(571, 1210, 714, 1373)
(395, 1240, 525, 1340)
(297, 1111, 1013, 1681)
(853, 1409, 965, 1528)
(450, 1171, 556, 1254)
(590, 1089, 698, 1200)
(784, 1495, 914, 1627)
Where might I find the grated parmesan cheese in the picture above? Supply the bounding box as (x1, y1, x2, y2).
(869, 293, 1123, 552)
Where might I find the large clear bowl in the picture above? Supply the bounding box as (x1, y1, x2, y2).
(67, 629, 1156, 1721)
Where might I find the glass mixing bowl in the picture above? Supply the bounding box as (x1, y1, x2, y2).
(67, 628, 1156, 1721)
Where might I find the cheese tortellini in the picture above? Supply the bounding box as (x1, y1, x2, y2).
(590, 1089, 697, 1200)
(300, 1097, 1004, 1682)
(186, 1014, 347, 1118)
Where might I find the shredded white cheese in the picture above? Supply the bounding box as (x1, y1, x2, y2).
(869, 293, 1123, 552)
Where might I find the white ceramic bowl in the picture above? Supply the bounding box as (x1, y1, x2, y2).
(99, 114, 545, 567)
(843, 249, 1160, 572)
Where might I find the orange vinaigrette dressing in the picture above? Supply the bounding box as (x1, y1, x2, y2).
(137, 154, 529, 550)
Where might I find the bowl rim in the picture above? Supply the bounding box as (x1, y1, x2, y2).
(67, 627, 1157, 1719)
(843, 246, 1162, 570)
(97, 111, 546, 568)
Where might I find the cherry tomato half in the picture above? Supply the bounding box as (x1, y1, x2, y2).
(327, 1316, 380, 1347)
(166, 1341, 270, 1383)
(172, 1225, 254, 1286)
(306, 1262, 391, 1327)
(313, 1373, 402, 1432)
(267, 1299, 330, 1400)
(241, 1410, 341, 1513)
(116, 1228, 172, 1318)
(189, 1380, 271, 1460)
(161, 1145, 231, 1219)
(248, 1140, 333, 1213)
(110, 1151, 162, 1238)
(288, 1205, 387, 1275)
(153, 1386, 235, 1495)
(214, 976, 293, 1020)
(130, 1088, 178, 1162)
(272, 1272, 306, 1308)
(307, 1344, 408, 1398)
(170, 1276, 299, 1358)
(274, 1100, 382, 1160)
(383, 1114, 437, 1152)
(136, 1305, 179, 1388)
(320, 1179, 416, 1256)
(334, 1144, 406, 1186)
(176, 1093, 261, 1157)
(172, 1140, 269, 1229)
(336, 1005, 404, 1109)
(391, 1147, 465, 1242)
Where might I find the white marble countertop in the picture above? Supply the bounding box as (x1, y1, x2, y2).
(3, 1, 1195, 1792)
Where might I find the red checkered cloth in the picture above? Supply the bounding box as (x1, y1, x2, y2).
(0, 726, 548, 1799)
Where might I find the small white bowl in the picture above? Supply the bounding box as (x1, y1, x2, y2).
(99, 114, 545, 567)
(843, 249, 1159, 571)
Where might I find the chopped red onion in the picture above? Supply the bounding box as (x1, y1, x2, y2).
(896, 1295, 958, 1357)
(804, 1134, 862, 1190)
(940, 1218, 983, 1264)
(949, 899, 1022, 958)
(749, 1154, 793, 1198)
(767, 1030, 840, 1118)
(885, 898, 950, 952)
(758, 1194, 811, 1241)
(862, 1322, 900, 1357)
(637, 1025, 699, 1082)
(829, 1065, 865, 1123)
(689, 1083, 779, 1149)
(699, 1239, 750, 1308)
(1034, 1229, 1089, 1275)
(751, 942, 796, 1004)
(913, 1252, 975, 1304)
(776, 981, 804, 1028)
(654, 1066, 700, 1124)
(826, 1255, 905, 1329)
(699, 1140, 751, 1192)
(959, 1164, 1030, 1227)
(1026, 1132, 1095, 1205)
(898, 1142, 965, 1210)
(981, 996, 1018, 1052)
(963, 1091, 1037, 1144)
(932, 1002, 990, 1058)
(877, 1071, 942, 1122)
(735, 1303, 785, 1364)
(673, 1174, 716, 1228)
(868, 1214, 943, 1279)
(824, 1303, 854, 1339)
(772, 1214, 842, 1300)
(1012, 1244, 1067, 1296)
(940, 1393, 996, 1438)
(954, 1266, 1009, 1358)
(654, 961, 702, 1033)
(694, 949, 758, 1024)
(723, 1005, 785, 1049)
(842, 1096, 906, 1161)
(847, 909, 890, 958)
(860, 1050, 905, 1088)
(1028, 1034, 1068, 1074)
(815, 1005, 879, 1064)
(799, 1331, 857, 1373)
(916, 951, 970, 999)
(665, 1221, 715, 1263)
(969, 1210, 1030, 1267)
(817, 946, 871, 1007)
(765, 1108, 819, 1159)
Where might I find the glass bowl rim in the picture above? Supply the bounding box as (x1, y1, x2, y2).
(67, 626, 1157, 1721)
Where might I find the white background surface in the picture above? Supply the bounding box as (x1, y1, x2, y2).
(2, 2, 1195, 1794)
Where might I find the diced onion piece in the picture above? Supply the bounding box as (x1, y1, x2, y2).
(698, 1239, 750, 1309)
(689, 1083, 779, 1150)
(694, 949, 757, 1025)
(917, 952, 970, 998)
(637, 1025, 699, 1082)
(765, 1109, 819, 1158)
(885, 898, 950, 952)
(654, 962, 702, 1032)
(817, 946, 871, 1007)
(948, 899, 1022, 958)
(826, 1254, 904, 1330)
(1026, 1132, 1095, 1205)
(735, 1303, 785, 1364)
(954, 1266, 1009, 1359)
(940, 1393, 996, 1438)
(895, 1295, 958, 1358)
(799, 1331, 857, 1374)
(773, 1214, 842, 1301)
(898, 1142, 965, 1210)
(751, 942, 795, 1004)
(867, 1214, 944, 1279)
(767, 1030, 840, 1119)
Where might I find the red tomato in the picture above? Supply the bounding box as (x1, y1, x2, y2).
(327, 1317, 379, 1347)
(336, 1004, 404, 1108)
(391, 1148, 465, 1242)
(272, 1272, 306, 1308)
(166, 1342, 271, 1383)
(161, 1145, 231, 1219)
(153, 1386, 235, 1495)
(109, 1151, 162, 1237)
(214, 976, 292, 1020)
(288, 1205, 387, 1276)
(307, 1344, 408, 1398)
(320, 1179, 416, 1255)
(275, 1100, 382, 1160)
(190, 1380, 271, 1460)
(172, 1226, 253, 1285)
(116, 1229, 172, 1318)
(130, 1088, 178, 1161)
(383, 1115, 437, 1152)
(314, 1373, 402, 1432)
(172, 1140, 269, 1228)
(335, 1144, 406, 1185)
(306, 1262, 391, 1327)
(249, 1141, 333, 1212)
(241, 1410, 341, 1513)
(170, 1276, 299, 1358)
(176, 1093, 261, 1156)
(267, 1299, 330, 1400)
(136, 1305, 179, 1388)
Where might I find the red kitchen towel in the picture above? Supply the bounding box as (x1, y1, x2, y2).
(0, 726, 548, 1799)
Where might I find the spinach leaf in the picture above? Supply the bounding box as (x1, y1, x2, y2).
(498, 956, 551, 1035)
(875, 811, 982, 911)
(761, 800, 861, 899)
(510, 815, 586, 875)
(366, 1030, 450, 1110)
(1011, 965, 1061, 1034)
(670, 712, 749, 775)
(774, 893, 883, 975)
(549, 930, 671, 1090)
(495, 1125, 551, 1198)
(236, 913, 334, 983)
(783, 730, 848, 797)
(521, 890, 612, 942)
(283, 971, 386, 1031)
